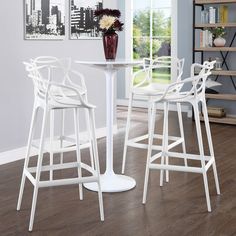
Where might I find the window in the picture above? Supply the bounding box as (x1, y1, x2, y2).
(133, 1, 171, 58)
(124, 0, 177, 97)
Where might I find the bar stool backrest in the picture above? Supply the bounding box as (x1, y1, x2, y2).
(24, 62, 50, 101)
(23, 61, 90, 108)
(158, 61, 215, 102)
(32, 57, 87, 94)
(152, 56, 185, 82)
(193, 61, 216, 97)
(142, 56, 185, 84)
(32, 56, 70, 84)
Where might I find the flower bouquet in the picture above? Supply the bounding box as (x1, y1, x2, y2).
(209, 27, 226, 47)
(94, 9, 124, 60)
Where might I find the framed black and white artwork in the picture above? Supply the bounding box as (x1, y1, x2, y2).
(25, 0, 65, 40)
(70, 0, 103, 39)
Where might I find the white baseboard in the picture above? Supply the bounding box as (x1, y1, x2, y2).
(117, 99, 191, 114)
(0, 125, 118, 166)
(0, 147, 37, 167)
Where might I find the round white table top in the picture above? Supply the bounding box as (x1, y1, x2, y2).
(75, 59, 143, 68)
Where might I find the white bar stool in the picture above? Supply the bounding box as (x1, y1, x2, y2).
(32, 56, 95, 179)
(122, 57, 187, 182)
(142, 61, 220, 212)
(17, 61, 104, 231)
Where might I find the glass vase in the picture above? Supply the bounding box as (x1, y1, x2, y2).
(103, 32, 118, 60)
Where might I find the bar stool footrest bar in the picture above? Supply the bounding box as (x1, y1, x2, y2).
(26, 162, 96, 175)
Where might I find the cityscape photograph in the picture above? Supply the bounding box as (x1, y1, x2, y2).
(25, 0, 65, 40)
(70, 0, 103, 39)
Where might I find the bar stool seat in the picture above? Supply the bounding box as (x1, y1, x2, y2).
(50, 85, 86, 97)
(132, 83, 170, 96)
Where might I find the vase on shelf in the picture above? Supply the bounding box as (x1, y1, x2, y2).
(214, 37, 226, 47)
(103, 32, 118, 60)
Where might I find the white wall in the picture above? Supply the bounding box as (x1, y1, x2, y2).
(0, 0, 117, 154)
(177, 0, 193, 79)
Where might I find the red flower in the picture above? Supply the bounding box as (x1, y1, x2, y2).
(94, 8, 121, 18)
(113, 20, 124, 31)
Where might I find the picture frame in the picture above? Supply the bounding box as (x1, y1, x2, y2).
(70, 0, 103, 40)
(24, 0, 65, 40)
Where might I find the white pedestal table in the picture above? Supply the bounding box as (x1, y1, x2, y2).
(75, 59, 143, 192)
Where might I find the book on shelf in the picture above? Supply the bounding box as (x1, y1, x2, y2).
(219, 6, 228, 23)
(209, 7, 216, 24)
(200, 30, 213, 47)
(216, 7, 220, 23)
(223, 5, 228, 23)
(200, 5, 228, 24)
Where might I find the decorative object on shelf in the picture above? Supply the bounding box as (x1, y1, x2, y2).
(201, 9, 209, 24)
(206, 78, 222, 88)
(215, 57, 222, 70)
(210, 27, 226, 47)
(94, 9, 124, 60)
(214, 37, 226, 47)
(24, 0, 65, 40)
(207, 106, 226, 118)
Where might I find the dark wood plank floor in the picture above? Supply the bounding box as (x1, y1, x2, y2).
(1, 107, 236, 236)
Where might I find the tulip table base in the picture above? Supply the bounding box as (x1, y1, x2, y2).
(84, 172, 136, 192)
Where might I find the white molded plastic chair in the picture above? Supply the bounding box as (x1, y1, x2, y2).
(122, 56, 186, 180)
(142, 61, 220, 212)
(17, 61, 104, 231)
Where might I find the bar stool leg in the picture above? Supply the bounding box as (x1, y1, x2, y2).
(177, 102, 187, 166)
(165, 102, 169, 183)
(74, 108, 83, 201)
(60, 110, 65, 164)
(29, 108, 48, 231)
(202, 100, 220, 195)
(29, 187, 39, 231)
(49, 110, 54, 180)
(193, 101, 211, 212)
(148, 98, 153, 134)
(160, 102, 168, 186)
(122, 93, 134, 174)
(85, 108, 95, 169)
(84, 94, 95, 170)
(143, 102, 156, 204)
(17, 106, 39, 211)
(89, 108, 104, 221)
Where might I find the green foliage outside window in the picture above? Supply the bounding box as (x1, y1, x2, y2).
(132, 9, 171, 85)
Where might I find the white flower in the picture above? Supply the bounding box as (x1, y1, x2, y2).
(99, 15, 115, 30)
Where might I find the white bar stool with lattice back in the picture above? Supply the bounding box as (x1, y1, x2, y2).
(142, 61, 220, 212)
(16, 60, 104, 231)
(32, 56, 95, 181)
(122, 56, 187, 183)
